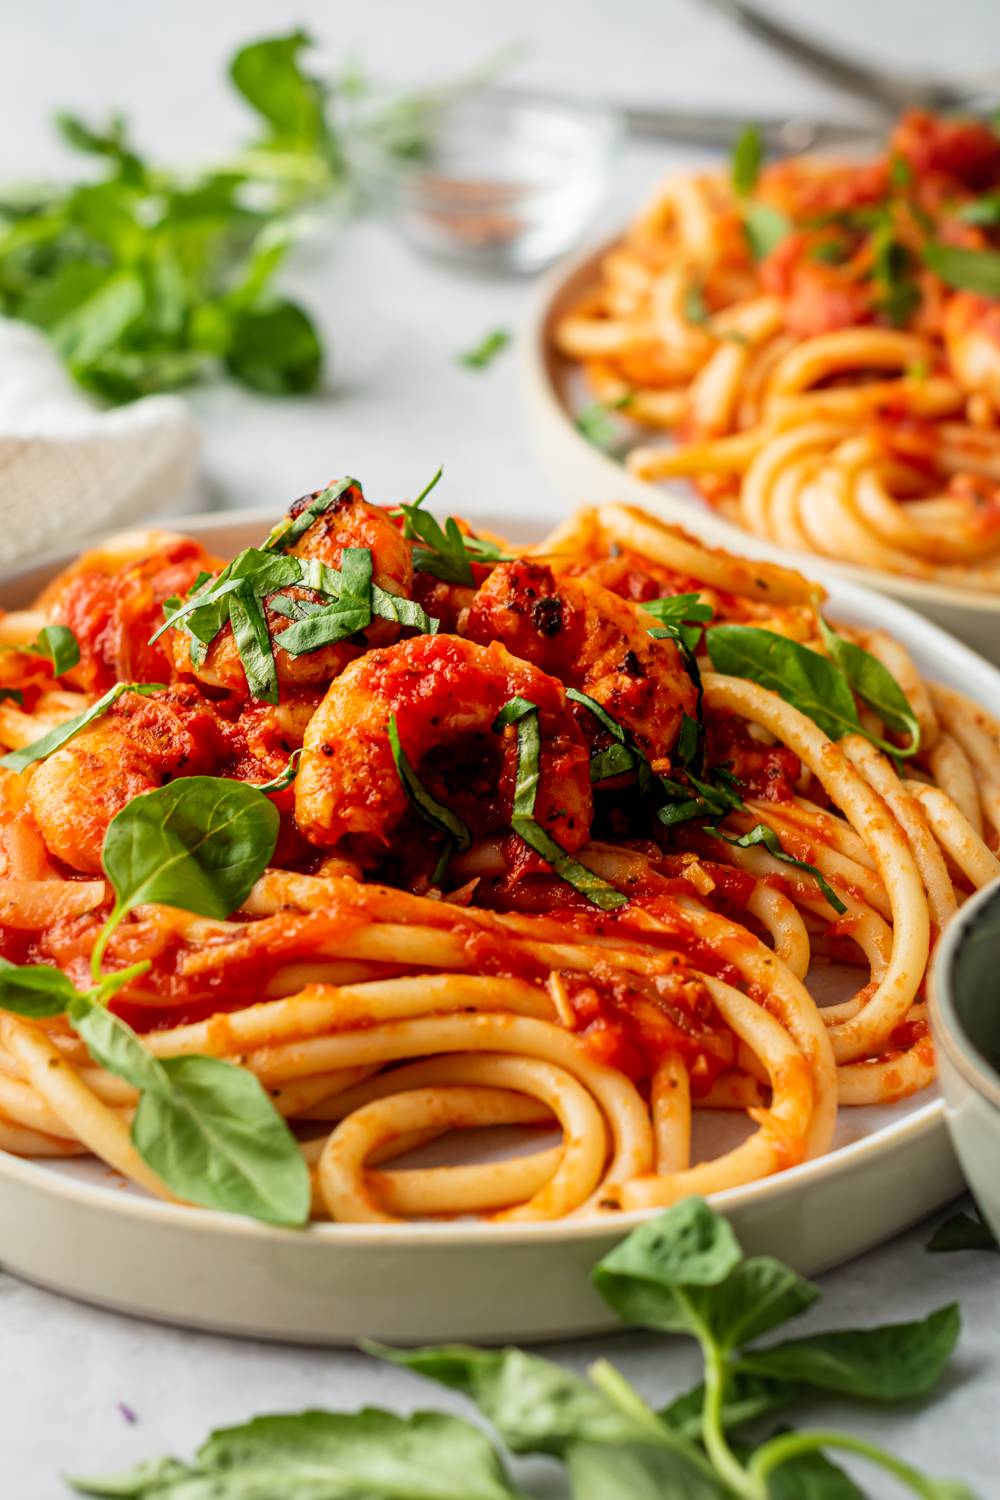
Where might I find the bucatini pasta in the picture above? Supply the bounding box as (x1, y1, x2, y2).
(0, 475, 995, 1226)
(555, 110, 1000, 589)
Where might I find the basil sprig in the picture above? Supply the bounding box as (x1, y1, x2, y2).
(0, 681, 165, 772)
(704, 822, 847, 915)
(496, 695, 627, 911)
(262, 475, 358, 553)
(706, 623, 920, 758)
(396, 469, 513, 586)
(0, 775, 310, 1226)
(90, 1198, 974, 1497)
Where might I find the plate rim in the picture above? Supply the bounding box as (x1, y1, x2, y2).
(0, 501, 984, 1249)
(522, 229, 1000, 618)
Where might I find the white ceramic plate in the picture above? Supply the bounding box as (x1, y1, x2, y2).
(522, 235, 1000, 666)
(0, 505, 982, 1346)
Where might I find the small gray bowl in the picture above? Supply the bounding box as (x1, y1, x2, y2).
(930, 877, 1000, 1240)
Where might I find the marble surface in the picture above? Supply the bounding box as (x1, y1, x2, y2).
(1, 1, 999, 1494)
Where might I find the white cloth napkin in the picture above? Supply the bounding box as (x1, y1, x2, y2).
(0, 319, 201, 567)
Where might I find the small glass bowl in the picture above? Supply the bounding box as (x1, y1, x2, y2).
(352, 90, 621, 274)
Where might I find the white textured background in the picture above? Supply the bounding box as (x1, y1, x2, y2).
(1, 3, 999, 1494)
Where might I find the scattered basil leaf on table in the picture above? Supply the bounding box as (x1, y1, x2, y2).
(458, 328, 511, 369)
(70, 1198, 977, 1498)
(0, 681, 165, 773)
(704, 823, 848, 915)
(927, 1210, 999, 1254)
(72, 1408, 520, 1499)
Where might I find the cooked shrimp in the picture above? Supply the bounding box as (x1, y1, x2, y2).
(295, 634, 592, 868)
(464, 561, 698, 761)
(37, 530, 217, 694)
(26, 686, 224, 875)
(170, 482, 415, 698)
(944, 292, 1000, 405)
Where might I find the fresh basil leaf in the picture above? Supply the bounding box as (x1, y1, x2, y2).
(662, 1371, 798, 1439)
(566, 1439, 729, 1500)
(71, 998, 309, 1227)
(69, 995, 166, 1095)
(458, 328, 510, 369)
(699, 1257, 819, 1352)
(643, 594, 714, 629)
(818, 618, 920, 756)
(101, 775, 279, 921)
(924, 241, 1000, 297)
(927, 1210, 998, 1254)
(373, 1343, 648, 1455)
(505, 700, 627, 911)
(133, 1054, 311, 1227)
(28, 624, 80, 675)
(706, 624, 861, 741)
(744, 203, 791, 261)
(766, 1445, 866, 1500)
(229, 30, 328, 149)
(224, 296, 322, 395)
(228, 584, 279, 704)
(74, 1407, 520, 1499)
(593, 1197, 744, 1336)
(731, 124, 763, 195)
(737, 1303, 961, 1400)
(388, 713, 472, 851)
(22, 263, 145, 367)
(0, 957, 79, 1018)
(396, 472, 511, 585)
(253, 747, 303, 795)
(704, 823, 848, 915)
(263, 476, 360, 554)
(0, 681, 164, 772)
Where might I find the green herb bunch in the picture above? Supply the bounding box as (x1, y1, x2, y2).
(70, 1197, 977, 1498)
(0, 33, 511, 403)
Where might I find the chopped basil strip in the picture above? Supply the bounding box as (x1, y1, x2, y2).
(565, 686, 645, 786)
(502, 697, 627, 911)
(0, 689, 23, 705)
(743, 202, 791, 261)
(228, 586, 279, 704)
(704, 823, 848, 914)
(387, 713, 471, 852)
(0, 681, 165, 772)
(253, 747, 303, 795)
(262, 475, 360, 553)
(575, 397, 631, 453)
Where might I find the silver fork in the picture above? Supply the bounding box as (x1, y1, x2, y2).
(697, 0, 1000, 114)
